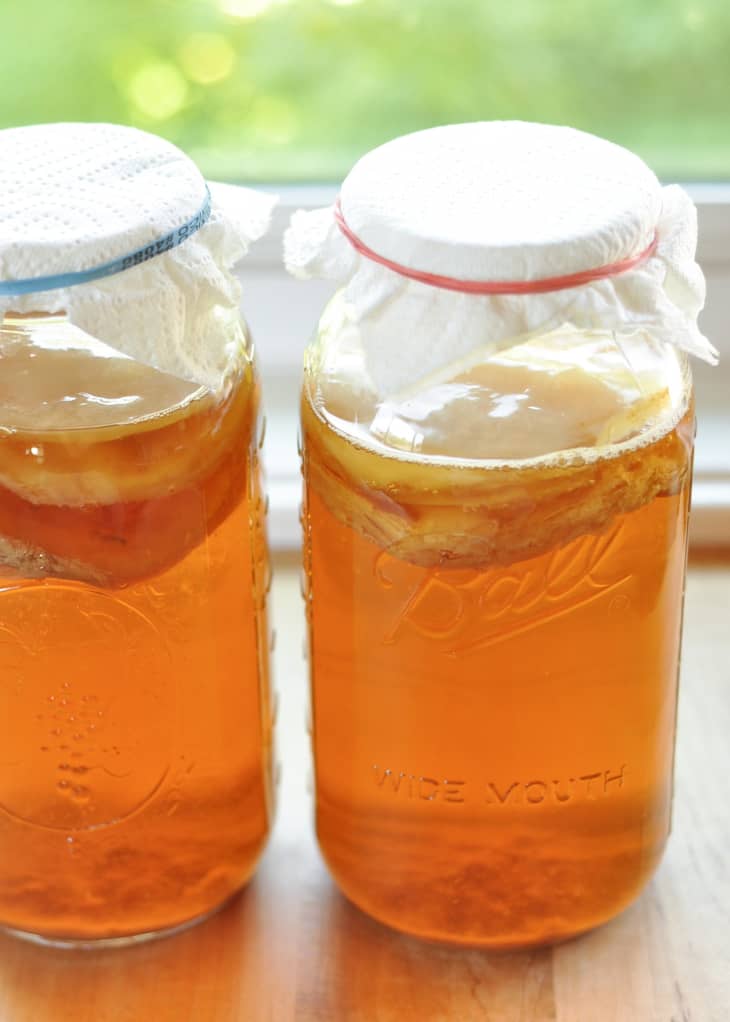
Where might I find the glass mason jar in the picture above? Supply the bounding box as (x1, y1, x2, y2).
(0, 125, 275, 945)
(292, 122, 715, 948)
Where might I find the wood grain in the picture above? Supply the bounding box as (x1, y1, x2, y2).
(0, 560, 727, 1022)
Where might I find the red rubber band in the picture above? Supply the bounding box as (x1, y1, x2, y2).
(333, 198, 658, 296)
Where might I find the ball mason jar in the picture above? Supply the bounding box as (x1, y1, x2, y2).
(0, 124, 275, 945)
(288, 122, 716, 948)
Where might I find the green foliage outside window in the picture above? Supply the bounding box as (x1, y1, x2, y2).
(2, 0, 728, 181)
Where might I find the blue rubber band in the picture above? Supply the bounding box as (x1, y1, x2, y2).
(0, 187, 212, 298)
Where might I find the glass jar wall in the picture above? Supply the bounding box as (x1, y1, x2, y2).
(0, 312, 274, 945)
(301, 299, 694, 947)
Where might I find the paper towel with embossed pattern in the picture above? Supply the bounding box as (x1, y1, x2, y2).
(285, 121, 715, 398)
(0, 122, 275, 389)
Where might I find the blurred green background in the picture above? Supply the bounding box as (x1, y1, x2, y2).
(2, 0, 728, 181)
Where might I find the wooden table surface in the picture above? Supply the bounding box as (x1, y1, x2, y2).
(0, 559, 728, 1022)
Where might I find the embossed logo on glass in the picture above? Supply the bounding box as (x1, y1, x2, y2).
(372, 763, 627, 807)
(0, 583, 173, 831)
(377, 522, 631, 650)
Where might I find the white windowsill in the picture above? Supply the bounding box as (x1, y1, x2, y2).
(238, 184, 730, 550)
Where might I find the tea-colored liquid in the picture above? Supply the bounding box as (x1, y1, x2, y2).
(0, 316, 273, 943)
(302, 327, 693, 947)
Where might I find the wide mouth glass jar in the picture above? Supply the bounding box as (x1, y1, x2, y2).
(288, 121, 715, 948)
(0, 123, 275, 946)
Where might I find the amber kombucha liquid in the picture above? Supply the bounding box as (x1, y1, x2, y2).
(0, 315, 273, 943)
(302, 325, 693, 947)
